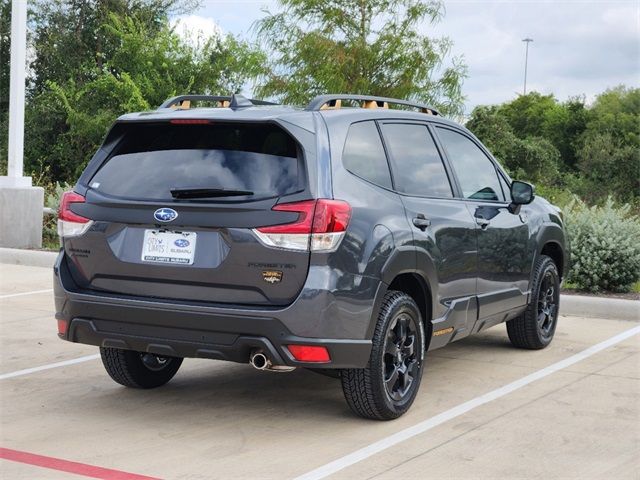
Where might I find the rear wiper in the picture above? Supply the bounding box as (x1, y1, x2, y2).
(170, 188, 254, 199)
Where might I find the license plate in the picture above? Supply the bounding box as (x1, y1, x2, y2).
(141, 230, 197, 265)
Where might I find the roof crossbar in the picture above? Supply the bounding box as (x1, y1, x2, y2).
(159, 94, 278, 110)
(306, 94, 440, 116)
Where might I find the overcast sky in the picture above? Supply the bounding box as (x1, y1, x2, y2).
(173, 0, 639, 114)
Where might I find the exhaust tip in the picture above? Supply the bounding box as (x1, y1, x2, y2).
(250, 351, 269, 370)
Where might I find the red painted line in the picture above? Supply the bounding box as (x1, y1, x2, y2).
(0, 447, 161, 480)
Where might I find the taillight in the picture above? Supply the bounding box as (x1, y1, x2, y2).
(253, 199, 351, 252)
(57, 191, 92, 238)
(310, 200, 351, 251)
(286, 345, 331, 363)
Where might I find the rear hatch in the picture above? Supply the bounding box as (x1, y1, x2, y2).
(62, 120, 313, 306)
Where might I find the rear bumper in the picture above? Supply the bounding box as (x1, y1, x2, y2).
(54, 252, 376, 368)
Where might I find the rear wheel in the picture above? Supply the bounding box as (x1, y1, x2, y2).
(100, 347, 183, 389)
(341, 291, 425, 420)
(507, 255, 560, 349)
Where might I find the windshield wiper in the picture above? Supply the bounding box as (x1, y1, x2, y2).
(170, 188, 254, 199)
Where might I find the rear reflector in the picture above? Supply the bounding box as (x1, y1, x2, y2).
(57, 319, 68, 335)
(253, 199, 351, 252)
(286, 345, 331, 363)
(58, 191, 92, 238)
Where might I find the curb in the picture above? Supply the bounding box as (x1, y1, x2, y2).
(560, 294, 638, 322)
(1, 247, 638, 322)
(0, 247, 58, 269)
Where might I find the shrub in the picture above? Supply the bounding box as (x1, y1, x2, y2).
(566, 197, 640, 292)
(33, 173, 71, 250)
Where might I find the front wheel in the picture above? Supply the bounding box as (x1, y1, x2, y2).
(507, 255, 560, 349)
(341, 291, 425, 420)
(100, 347, 183, 389)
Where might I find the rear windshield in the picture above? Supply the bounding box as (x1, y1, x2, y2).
(90, 123, 302, 201)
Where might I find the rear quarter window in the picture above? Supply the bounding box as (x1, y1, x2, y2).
(90, 123, 303, 201)
(342, 121, 393, 189)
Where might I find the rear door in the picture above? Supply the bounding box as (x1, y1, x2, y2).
(378, 121, 478, 340)
(64, 121, 313, 306)
(434, 126, 533, 320)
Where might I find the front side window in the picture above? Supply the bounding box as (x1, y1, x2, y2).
(498, 173, 511, 202)
(381, 123, 453, 198)
(436, 128, 505, 202)
(342, 121, 392, 188)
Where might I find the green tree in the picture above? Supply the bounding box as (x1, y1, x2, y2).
(29, 0, 198, 96)
(574, 86, 639, 205)
(498, 92, 557, 139)
(255, 0, 467, 116)
(541, 97, 587, 168)
(465, 104, 561, 186)
(15, 0, 266, 183)
(21, 0, 204, 180)
(486, 92, 587, 170)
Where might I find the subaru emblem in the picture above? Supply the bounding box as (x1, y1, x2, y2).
(154, 208, 178, 223)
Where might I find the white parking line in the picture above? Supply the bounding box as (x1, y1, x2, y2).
(0, 354, 100, 380)
(0, 289, 53, 299)
(294, 324, 640, 480)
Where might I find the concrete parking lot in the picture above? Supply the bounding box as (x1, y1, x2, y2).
(1, 263, 639, 480)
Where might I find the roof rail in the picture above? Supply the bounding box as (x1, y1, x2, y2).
(159, 94, 279, 110)
(305, 94, 440, 116)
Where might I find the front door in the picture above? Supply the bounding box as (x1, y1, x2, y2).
(434, 126, 533, 322)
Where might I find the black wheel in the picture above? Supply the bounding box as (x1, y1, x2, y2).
(341, 291, 425, 420)
(507, 255, 560, 349)
(100, 347, 183, 389)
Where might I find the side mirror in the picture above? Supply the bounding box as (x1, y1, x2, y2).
(511, 181, 535, 205)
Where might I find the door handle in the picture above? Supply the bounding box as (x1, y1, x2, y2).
(412, 215, 431, 231)
(475, 216, 490, 229)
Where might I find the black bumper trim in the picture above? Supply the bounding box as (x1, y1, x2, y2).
(67, 318, 371, 369)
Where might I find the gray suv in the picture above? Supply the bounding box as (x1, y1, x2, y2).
(54, 94, 569, 420)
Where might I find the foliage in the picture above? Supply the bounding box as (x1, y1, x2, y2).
(28, 0, 199, 96)
(465, 105, 561, 185)
(565, 198, 640, 293)
(40, 13, 266, 181)
(31, 166, 71, 250)
(466, 87, 639, 207)
(575, 86, 640, 205)
(0, 0, 266, 184)
(255, 0, 467, 117)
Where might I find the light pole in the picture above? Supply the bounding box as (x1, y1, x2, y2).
(522, 38, 533, 95)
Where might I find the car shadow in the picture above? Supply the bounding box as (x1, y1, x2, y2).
(59, 329, 521, 425)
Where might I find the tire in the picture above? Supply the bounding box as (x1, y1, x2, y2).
(100, 347, 183, 389)
(341, 291, 425, 420)
(507, 255, 560, 349)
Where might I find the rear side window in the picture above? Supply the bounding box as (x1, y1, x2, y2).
(436, 127, 505, 202)
(380, 123, 453, 198)
(90, 123, 302, 201)
(342, 121, 392, 188)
